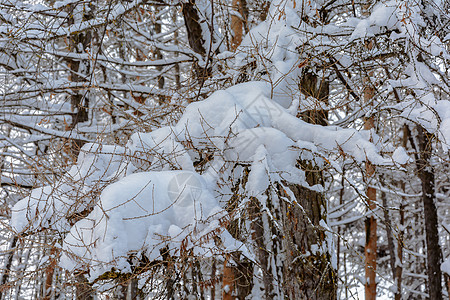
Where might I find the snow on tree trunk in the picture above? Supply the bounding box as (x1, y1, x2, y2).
(363, 54, 377, 300)
(280, 71, 336, 299)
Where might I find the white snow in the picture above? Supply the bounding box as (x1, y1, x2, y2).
(11, 78, 389, 280)
(60, 170, 243, 280)
(392, 147, 412, 165)
(442, 257, 450, 275)
(9, 0, 415, 285)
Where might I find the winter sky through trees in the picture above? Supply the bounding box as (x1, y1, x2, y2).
(1, 0, 450, 299)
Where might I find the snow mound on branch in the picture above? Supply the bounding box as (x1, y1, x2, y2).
(60, 171, 241, 280)
(11, 143, 126, 233)
(174, 82, 389, 166)
(11, 81, 388, 280)
(389, 62, 450, 152)
(350, 2, 398, 40)
(392, 147, 412, 165)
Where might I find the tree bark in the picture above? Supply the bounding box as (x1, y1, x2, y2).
(42, 247, 58, 300)
(222, 254, 234, 300)
(416, 125, 443, 300)
(279, 70, 336, 299)
(230, 0, 244, 50)
(66, 3, 94, 158)
(281, 182, 337, 300)
(363, 38, 377, 300)
(394, 197, 404, 300)
(154, 7, 165, 104)
(75, 273, 94, 300)
(172, 9, 181, 89)
(393, 124, 408, 300)
(129, 278, 138, 300)
(298, 70, 328, 125)
(182, 0, 211, 86)
(249, 198, 274, 299)
(0, 236, 17, 299)
(182, 0, 206, 56)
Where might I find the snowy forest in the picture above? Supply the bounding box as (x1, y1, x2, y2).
(1, 0, 450, 299)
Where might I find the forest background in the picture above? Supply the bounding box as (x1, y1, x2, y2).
(1, 0, 450, 299)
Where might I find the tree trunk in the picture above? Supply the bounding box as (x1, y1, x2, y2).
(394, 197, 404, 300)
(416, 125, 443, 300)
(0, 236, 17, 299)
(281, 182, 337, 299)
(66, 3, 94, 158)
(232, 252, 253, 300)
(363, 38, 377, 300)
(42, 247, 58, 300)
(172, 9, 181, 89)
(66, 6, 96, 299)
(249, 198, 274, 299)
(298, 70, 328, 125)
(182, 0, 206, 56)
(182, 0, 211, 86)
(230, 0, 244, 50)
(75, 273, 94, 300)
(279, 70, 336, 299)
(154, 7, 165, 104)
(394, 124, 408, 300)
(222, 254, 234, 300)
(129, 278, 139, 300)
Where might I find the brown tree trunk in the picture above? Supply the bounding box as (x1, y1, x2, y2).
(154, 7, 165, 104)
(173, 9, 181, 90)
(42, 247, 58, 300)
(364, 189, 377, 300)
(182, 0, 211, 86)
(249, 198, 273, 299)
(222, 252, 252, 300)
(416, 125, 443, 300)
(222, 254, 234, 300)
(66, 3, 94, 158)
(363, 37, 377, 300)
(230, 0, 243, 50)
(337, 167, 345, 273)
(393, 124, 408, 300)
(233, 252, 253, 300)
(279, 71, 336, 299)
(160, 246, 175, 299)
(66, 7, 96, 297)
(394, 198, 404, 300)
(75, 273, 94, 300)
(298, 70, 328, 125)
(182, 0, 206, 56)
(281, 182, 337, 300)
(380, 179, 395, 287)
